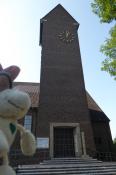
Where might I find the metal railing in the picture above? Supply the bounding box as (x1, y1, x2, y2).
(9, 149, 116, 167)
(91, 151, 116, 161)
(9, 149, 49, 166)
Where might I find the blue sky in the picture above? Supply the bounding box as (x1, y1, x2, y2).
(0, 0, 115, 139)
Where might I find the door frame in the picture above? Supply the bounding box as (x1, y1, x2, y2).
(50, 123, 82, 158)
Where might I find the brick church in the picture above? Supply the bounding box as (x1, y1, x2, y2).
(12, 4, 113, 164)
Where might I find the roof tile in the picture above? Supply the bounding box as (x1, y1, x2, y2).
(13, 83, 39, 108)
(13, 82, 109, 121)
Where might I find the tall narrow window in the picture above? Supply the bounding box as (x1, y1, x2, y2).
(24, 115, 32, 131)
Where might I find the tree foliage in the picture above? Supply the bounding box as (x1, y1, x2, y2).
(101, 25, 116, 79)
(91, 0, 116, 79)
(114, 137, 116, 144)
(91, 0, 116, 23)
(113, 137, 116, 153)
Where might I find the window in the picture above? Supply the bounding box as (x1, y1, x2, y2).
(24, 115, 32, 131)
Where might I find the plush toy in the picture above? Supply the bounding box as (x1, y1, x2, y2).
(0, 64, 36, 175)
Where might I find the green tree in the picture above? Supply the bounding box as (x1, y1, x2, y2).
(91, 0, 116, 79)
(114, 137, 116, 144)
(113, 137, 116, 154)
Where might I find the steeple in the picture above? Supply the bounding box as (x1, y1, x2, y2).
(38, 3, 96, 156)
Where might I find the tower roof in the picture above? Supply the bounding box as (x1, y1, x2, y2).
(39, 4, 79, 45)
(42, 4, 79, 24)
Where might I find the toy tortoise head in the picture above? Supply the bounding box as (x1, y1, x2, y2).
(0, 64, 20, 91)
(0, 64, 31, 120)
(0, 89, 31, 120)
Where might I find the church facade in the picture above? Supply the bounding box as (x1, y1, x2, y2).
(12, 5, 113, 164)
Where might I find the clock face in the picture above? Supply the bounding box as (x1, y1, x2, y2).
(58, 30, 75, 43)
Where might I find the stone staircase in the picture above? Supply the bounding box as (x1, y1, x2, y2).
(16, 157, 116, 175)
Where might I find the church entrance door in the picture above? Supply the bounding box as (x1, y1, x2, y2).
(54, 127, 75, 157)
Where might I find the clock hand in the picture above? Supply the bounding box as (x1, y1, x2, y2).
(66, 31, 70, 38)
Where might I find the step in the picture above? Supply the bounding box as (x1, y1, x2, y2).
(17, 166, 116, 175)
(19, 162, 116, 169)
(41, 160, 102, 165)
(17, 167, 116, 173)
(16, 169, 116, 175)
(16, 158, 116, 175)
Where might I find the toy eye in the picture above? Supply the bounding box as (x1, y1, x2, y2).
(8, 99, 24, 110)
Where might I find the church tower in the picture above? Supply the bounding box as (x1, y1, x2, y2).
(38, 4, 96, 157)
